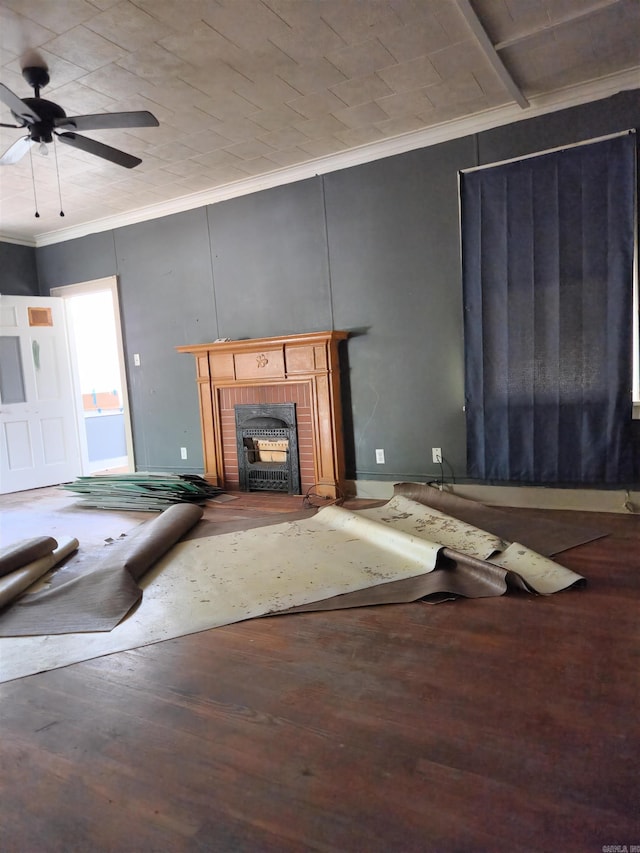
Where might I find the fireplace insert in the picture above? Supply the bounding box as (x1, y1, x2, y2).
(235, 403, 301, 494)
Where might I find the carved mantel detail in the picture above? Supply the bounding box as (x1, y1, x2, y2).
(177, 331, 348, 498)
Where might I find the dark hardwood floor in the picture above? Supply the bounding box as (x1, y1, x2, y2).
(0, 487, 639, 852)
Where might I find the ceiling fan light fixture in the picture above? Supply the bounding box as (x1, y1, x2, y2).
(38, 141, 48, 156)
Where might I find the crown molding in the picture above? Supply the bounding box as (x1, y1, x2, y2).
(0, 235, 38, 247)
(4, 66, 637, 249)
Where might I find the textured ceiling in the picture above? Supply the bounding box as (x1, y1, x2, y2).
(0, 0, 638, 245)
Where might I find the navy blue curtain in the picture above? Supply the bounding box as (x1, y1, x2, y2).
(461, 133, 636, 483)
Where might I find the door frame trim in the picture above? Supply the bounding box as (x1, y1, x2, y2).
(51, 276, 134, 474)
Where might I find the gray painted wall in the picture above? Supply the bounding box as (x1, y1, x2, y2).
(113, 209, 216, 472)
(208, 178, 333, 339)
(36, 230, 116, 294)
(325, 137, 475, 479)
(34, 89, 640, 485)
(0, 242, 38, 295)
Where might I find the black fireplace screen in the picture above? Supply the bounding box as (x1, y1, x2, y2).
(235, 403, 301, 494)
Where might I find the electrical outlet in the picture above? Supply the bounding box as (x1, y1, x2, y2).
(133, 353, 141, 366)
(180, 447, 188, 460)
(375, 448, 385, 464)
(432, 447, 442, 464)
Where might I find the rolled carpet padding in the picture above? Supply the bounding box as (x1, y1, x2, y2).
(0, 537, 59, 578)
(0, 503, 204, 636)
(0, 538, 79, 609)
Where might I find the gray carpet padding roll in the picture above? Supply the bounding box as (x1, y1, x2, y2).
(0, 537, 58, 577)
(0, 503, 203, 636)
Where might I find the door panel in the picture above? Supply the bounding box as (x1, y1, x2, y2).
(0, 335, 27, 402)
(6, 420, 33, 468)
(0, 295, 81, 493)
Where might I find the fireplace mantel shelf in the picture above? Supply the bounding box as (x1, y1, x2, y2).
(178, 331, 348, 498)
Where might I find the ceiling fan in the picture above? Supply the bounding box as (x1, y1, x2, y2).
(0, 63, 159, 169)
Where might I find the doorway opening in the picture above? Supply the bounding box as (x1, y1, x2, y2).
(51, 277, 134, 475)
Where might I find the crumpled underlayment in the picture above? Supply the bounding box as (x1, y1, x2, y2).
(0, 496, 585, 684)
(357, 495, 585, 595)
(392, 482, 607, 555)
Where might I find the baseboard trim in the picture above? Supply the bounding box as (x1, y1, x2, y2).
(88, 456, 129, 474)
(348, 480, 640, 514)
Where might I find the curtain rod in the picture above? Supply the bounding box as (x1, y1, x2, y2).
(459, 128, 636, 175)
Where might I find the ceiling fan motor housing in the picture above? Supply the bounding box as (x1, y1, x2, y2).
(22, 65, 50, 94)
(13, 97, 66, 142)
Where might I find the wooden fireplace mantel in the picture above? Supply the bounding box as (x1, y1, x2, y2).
(177, 331, 348, 498)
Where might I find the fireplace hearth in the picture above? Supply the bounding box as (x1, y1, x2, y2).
(235, 403, 300, 494)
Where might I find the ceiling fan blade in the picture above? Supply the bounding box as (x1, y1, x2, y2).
(0, 83, 40, 123)
(55, 110, 159, 131)
(56, 131, 142, 168)
(0, 136, 34, 165)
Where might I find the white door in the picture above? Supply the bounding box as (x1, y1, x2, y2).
(0, 295, 81, 493)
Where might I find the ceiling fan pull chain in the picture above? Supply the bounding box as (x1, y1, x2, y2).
(53, 137, 64, 217)
(28, 146, 40, 218)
